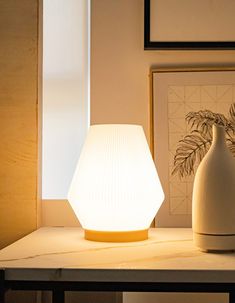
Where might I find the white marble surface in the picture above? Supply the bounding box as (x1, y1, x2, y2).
(0, 227, 235, 282)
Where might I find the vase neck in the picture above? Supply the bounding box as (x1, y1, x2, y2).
(212, 124, 226, 148)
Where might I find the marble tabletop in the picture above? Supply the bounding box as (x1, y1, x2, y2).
(0, 227, 235, 283)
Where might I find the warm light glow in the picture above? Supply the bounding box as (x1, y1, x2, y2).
(68, 124, 164, 240)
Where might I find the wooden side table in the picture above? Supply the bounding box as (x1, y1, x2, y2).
(0, 227, 235, 303)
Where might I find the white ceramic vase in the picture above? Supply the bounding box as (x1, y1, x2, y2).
(193, 124, 235, 251)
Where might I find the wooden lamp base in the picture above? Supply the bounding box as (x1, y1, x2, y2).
(84, 229, 148, 242)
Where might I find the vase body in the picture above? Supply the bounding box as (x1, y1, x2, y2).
(192, 124, 235, 251)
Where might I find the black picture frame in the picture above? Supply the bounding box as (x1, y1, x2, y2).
(144, 0, 235, 50)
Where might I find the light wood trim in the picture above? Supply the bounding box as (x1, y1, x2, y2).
(149, 68, 154, 157)
(0, 0, 40, 248)
(37, 0, 43, 228)
(151, 66, 235, 74)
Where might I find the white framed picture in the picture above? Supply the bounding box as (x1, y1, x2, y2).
(151, 67, 235, 227)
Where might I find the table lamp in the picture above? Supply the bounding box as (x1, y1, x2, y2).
(68, 124, 164, 242)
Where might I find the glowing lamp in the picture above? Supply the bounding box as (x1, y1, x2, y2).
(68, 124, 164, 242)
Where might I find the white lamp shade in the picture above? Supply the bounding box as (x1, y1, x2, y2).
(68, 124, 164, 236)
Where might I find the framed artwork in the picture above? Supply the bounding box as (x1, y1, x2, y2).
(151, 67, 235, 227)
(144, 0, 235, 50)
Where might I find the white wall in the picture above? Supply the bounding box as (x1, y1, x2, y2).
(42, 0, 89, 199)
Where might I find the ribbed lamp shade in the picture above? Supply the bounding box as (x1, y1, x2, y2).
(68, 124, 164, 242)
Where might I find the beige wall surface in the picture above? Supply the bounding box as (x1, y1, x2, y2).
(0, 0, 40, 249)
(90, 0, 235, 302)
(150, 0, 235, 42)
(91, 0, 235, 141)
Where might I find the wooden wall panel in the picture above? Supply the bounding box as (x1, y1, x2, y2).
(0, 0, 40, 248)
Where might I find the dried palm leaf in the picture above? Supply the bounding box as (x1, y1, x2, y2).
(172, 133, 211, 178)
(186, 110, 234, 134)
(227, 139, 235, 157)
(172, 104, 235, 178)
(229, 103, 235, 123)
